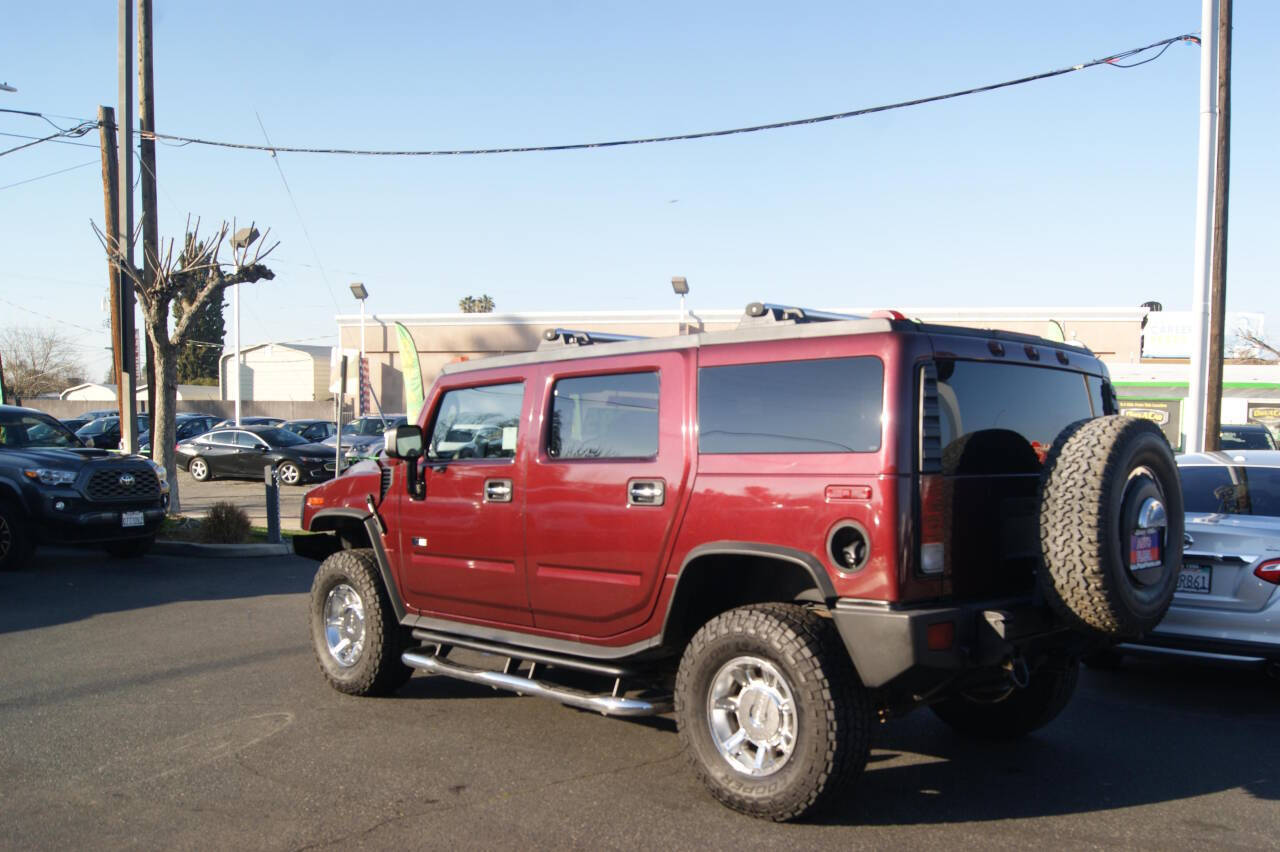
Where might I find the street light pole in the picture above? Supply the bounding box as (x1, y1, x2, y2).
(671, 276, 689, 334)
(230, 227, 260, 427)
(233, 278, 241, 426)
(350, 282, 368, 418)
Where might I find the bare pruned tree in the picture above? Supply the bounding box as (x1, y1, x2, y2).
(0, 326, 86, 402)
(1238, 331, 1280, 362)
(93, 216, 277, 512)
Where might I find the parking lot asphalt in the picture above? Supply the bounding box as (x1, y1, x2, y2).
(2, 548, 1278, 850)
(175, 469, 309, 531)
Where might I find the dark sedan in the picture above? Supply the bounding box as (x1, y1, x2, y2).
(212, 416, 285, 429)
(282, 419, 337, 443)
(74, 415, 152, 450)
(175, 425, 334, 486)
(139, 414, 220, 454)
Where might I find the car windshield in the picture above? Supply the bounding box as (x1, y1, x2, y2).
(342, 418, 389, 437)
(0, 411, 82, 448)
(255, 427, 309, 447)
(1180, 463, 1280, 517)
(77, 418, 116, 436)
(283, 422, 309, 435)
(1220, 428, 1277, 450)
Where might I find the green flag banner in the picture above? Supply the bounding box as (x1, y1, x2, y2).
(394, 322, 425, 423)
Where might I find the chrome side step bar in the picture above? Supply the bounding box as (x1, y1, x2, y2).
(410, 628, 632, 677)
(401, 649, 671, 717)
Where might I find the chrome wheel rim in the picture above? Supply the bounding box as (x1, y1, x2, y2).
(279, 464, 300, 485)
(190, 459, 207, 479)
(323, 583, 366, 667)
(707, 655, 798, 777)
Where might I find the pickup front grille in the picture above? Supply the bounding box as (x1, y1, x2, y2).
(85, 467, 160, 502)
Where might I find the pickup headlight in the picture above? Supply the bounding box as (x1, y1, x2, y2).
(145, 460, 169, 490)
(23, 468, 77, 486)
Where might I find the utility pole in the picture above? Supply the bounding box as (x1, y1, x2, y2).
(117, 0, 139, 453)
(99, 107, 124, 398)
(137, 0, 159, 439)
(1203, 0, 1233, 452)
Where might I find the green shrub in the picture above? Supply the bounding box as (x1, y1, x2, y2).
(200, 501, 251, 544)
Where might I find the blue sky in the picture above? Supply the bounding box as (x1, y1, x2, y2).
(2, 1, 1277, 379)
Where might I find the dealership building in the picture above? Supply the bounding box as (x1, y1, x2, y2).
(334, 304, 1280, 447)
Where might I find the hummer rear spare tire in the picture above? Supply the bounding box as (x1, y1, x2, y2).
(1038, 416, 1183, 638)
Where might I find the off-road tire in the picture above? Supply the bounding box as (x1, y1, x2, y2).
(931, 658, 1079, 740)
(104, 535, 155, 559)
(188, 456, 212, 482)
(1039, 416, 1183, 638)
(309, 548, 413, 696)
(0, 499, 35, 571)
(675, 603, 872, 822)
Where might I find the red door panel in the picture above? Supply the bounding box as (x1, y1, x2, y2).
(525, 353, 690, 637)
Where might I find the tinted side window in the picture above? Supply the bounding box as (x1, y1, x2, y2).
(698, 357, 883, 454)
(549, 372, 659, 460)
(207, 431, 235, 445)
(427, 383, 523, 460)
(937, 361, 1093, 468)
(234, 432, 263, 447)
(1181, 464, 1280, 516)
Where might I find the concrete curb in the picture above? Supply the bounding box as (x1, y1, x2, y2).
(153, 540, 294, 558)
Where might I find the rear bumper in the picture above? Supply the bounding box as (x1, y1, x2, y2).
(1126, 596, 1280, 661)
(829, 597, 1068, 688)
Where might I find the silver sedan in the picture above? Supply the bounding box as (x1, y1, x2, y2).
(1118, 450, 1280, 675)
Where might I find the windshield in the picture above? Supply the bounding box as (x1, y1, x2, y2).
(1180, 464, 1280, 517)
(342, 417, 391, 437)
(0, 411, 82, 448)
(77, 417, 116, 436)
(257, 427, 309, 448)
(1220, 428, 1277, 450)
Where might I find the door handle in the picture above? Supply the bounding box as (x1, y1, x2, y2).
(484, 478, 513, 503)
(627, 478, 665, 507)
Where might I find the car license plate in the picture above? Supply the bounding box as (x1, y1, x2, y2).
(121, 511, 144, 528)
(1176, 563, 1212, 594)
(1129, 528, 1161, 569)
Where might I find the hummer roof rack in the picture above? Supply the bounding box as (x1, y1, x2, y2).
(742, 302, 868, 324)
(541, 328, 647, 347)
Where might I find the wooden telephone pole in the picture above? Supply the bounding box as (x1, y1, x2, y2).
(98, 107, 124, 395)
(138, 0, 159, 432)
(1203, 0, 1232, 451)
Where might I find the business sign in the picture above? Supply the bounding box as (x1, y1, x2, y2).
(1248, 403, 1280, 440)
(1119, 399, 1182, 449)
(1142, 311, 1265, 359)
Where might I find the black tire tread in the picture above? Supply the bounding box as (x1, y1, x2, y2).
(309, 548, 412, 696)
(675, 603, 871, 822)
(1038, 416, 1181, 637)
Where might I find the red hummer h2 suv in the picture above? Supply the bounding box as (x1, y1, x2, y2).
(300, 303, 1182, 821)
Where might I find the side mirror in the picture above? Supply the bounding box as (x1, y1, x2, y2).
(384, 424, 423, 460)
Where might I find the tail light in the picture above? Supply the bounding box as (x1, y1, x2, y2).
(1255, 559, 1280, 585)
(919, 474, 945, 575)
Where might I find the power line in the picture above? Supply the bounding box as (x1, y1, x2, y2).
(0, 159, 98, 192)
(0, 112, 96, 158)
(254, 111, 340, 310)
(125, 33, 1195, 158)
(0, 130, 99, 150)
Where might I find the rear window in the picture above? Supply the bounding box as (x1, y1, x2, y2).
(936, 361, 1095, 468)
(1180, 464, 1280, 517)
(698, 357, 883, 454)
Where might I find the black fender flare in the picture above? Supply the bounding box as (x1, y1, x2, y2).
(310, 508, 407, 622)
(660, 541, 837, 645)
